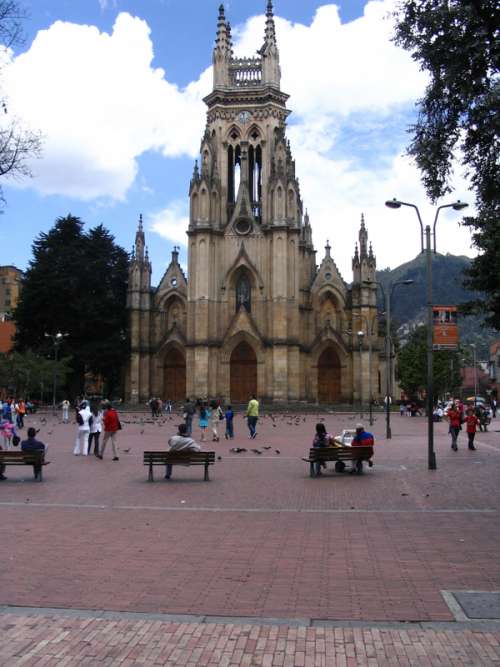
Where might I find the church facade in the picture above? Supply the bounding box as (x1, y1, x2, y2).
(125, 2, 385, 405)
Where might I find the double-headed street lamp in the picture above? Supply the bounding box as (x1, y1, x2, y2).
(363, 279, 414, 438)
(44, 331, 69, 413)
(385, 198, 468, 469)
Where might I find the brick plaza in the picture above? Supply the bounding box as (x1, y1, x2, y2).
(1, 410, 500, 665)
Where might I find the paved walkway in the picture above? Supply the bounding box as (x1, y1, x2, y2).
(1, 410, 499, 664)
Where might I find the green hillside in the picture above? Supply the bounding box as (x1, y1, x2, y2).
(375, 253, 496, 358)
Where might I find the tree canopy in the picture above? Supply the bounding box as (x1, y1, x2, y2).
(14, 215, 129, 396)
(393, 0, 499, 329)
(396, 325, 462, 399)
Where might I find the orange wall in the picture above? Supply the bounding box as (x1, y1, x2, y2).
(0, 321, 16, 353)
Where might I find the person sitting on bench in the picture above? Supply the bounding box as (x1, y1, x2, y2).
(350, 423, 374, 474)
(21, 427, 47, 479)
(165, 423, 201, 479)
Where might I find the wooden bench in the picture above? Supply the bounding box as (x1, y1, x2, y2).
(143, 451, 216, 482)
(305, 446, 373, 477)
(0, 451, 47, 481)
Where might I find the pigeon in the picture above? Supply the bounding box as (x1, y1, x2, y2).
(217, 456, 222, 460)
(251, 449, 262, 454)
(275, 449, 280, 454)
(140, 429, 144, 435)
(123, 448, 131, 453)
(263, 446, 272, 450)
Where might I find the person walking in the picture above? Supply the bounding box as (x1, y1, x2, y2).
(447, 403, 461, 451)
(198, 402, 210, 442)
(99, 401, 121, 461)
(164, 423, 201, 479)
(0, 418, 17, 449)
(246, 394, 259, 439)
(61, 399, 70, 424)
(88, 403, 103, 457)
(210, 400, 223, 442)
(183, 398, 196, 436)
(224, 405, 234, 439)
(465, 407, 480, 451)
(15, 399, 26, 429)
(74, 401, 92, 456)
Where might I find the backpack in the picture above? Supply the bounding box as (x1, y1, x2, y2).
(76, 412, 84, 426)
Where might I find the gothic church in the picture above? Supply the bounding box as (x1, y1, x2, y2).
(126, 2, 384, 405)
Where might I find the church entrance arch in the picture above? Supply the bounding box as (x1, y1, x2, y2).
(164, 348, 186, 402)
(230, 342, 257, 403)
(318, 347, 341, 404)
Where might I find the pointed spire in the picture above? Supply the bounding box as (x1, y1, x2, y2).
(304, 209, 310, 226)
(325, 239, 331, 257)
(172, 246, 179, 263)
(213, 4, 231, 88)
(353, 242, 359, 264)
(226, 21, 233, 54)
(260, 0, 280, 87)
(368, 242, 374, 260)
(263, 0, 277, 48)
(359, 213, 368, 259)
(192, 159, 199, 179)
(135, 213, 145, 261)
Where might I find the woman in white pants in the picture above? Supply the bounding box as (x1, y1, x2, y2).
(74, 402, 92, 455)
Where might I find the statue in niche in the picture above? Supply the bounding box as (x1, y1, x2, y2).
(236, 274, 251, 312)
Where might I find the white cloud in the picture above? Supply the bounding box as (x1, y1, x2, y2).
(2, 1, 475, 271)
(3, 13, 207, 200)
(148, 201, 189, 247)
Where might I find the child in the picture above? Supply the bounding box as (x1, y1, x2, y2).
(465, 407, 480, 450)
(199, 402, 210, 442)
(312, 423, 331, 476)
(0, 418, 17, 450)
(224, 405, 234, 439)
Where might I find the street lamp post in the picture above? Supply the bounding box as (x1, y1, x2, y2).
(357, 330, 365, 417)
(364, 279, 414, 439)
(470, 344, 478, 406)
(355, 315, 377, 426)
(44, 332, 68, 413)
(385, 198, 468, 470)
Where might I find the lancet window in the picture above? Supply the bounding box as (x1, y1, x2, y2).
(236, 272, 251, 313)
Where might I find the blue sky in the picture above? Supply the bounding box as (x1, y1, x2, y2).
(1, 0, 474, 284)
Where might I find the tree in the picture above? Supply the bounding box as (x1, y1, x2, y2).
(0, 349, 71, 400)
(0, 0, 42, 206)
(14, 215, 129, 396)
(393, 0, 500, 329)
(396, 325, 462, 398)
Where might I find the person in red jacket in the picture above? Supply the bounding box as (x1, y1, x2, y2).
(447, 404, 461, 451)
(99, 401, 120, 461)
(465, 407, 480, 451)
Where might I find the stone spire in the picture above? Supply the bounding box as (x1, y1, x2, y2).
(325, 239, 331, 258)
(260, 0, 280, 87)
(213, 4, 231, 88)
(134, 214, 145, 261)
(359, 213, 368, 259)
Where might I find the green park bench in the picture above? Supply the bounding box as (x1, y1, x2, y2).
(304, 446, 374, 477)
(143, 451, 216, 482)
(0, 450, 47, 481)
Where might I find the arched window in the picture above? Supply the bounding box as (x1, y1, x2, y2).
(236, 273, 251, 312)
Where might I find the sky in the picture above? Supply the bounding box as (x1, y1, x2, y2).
(0, 0, 475, 285)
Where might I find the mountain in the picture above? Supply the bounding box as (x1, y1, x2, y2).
(375, 253, 497, 359)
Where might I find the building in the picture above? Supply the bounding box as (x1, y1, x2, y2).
(0, 265, 23, 321)
(125, 2, 385, 405)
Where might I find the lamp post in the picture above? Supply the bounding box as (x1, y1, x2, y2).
(357, 330, 365, 417)
(469, 343, 478, 406)
(385, 198, 468, 469)
(364, 279, 414, 438)
(44, 332, 68, 413)
(355, 315, 377, 426)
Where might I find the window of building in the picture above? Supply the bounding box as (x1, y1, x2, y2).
(236, 273, 251, 313)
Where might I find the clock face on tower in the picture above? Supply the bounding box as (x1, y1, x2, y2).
(238, 110, 251, 124)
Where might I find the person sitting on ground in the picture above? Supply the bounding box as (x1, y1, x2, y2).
(350, 423, 374, 474)
(165, 423, 201, 479)
(21, 426, 47, 480)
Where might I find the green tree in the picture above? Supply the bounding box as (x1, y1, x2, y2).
(0, 350, 71, 399)
(14, 215, 129, 395)
(396, 325, 462, 398)
(393, 0, 499, 329)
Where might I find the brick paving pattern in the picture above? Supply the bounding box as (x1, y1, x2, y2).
(1, 611, 500, 666)
(1, 410, 499, 663)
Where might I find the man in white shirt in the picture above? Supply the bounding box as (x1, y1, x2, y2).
(73, 401, 92, 456)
